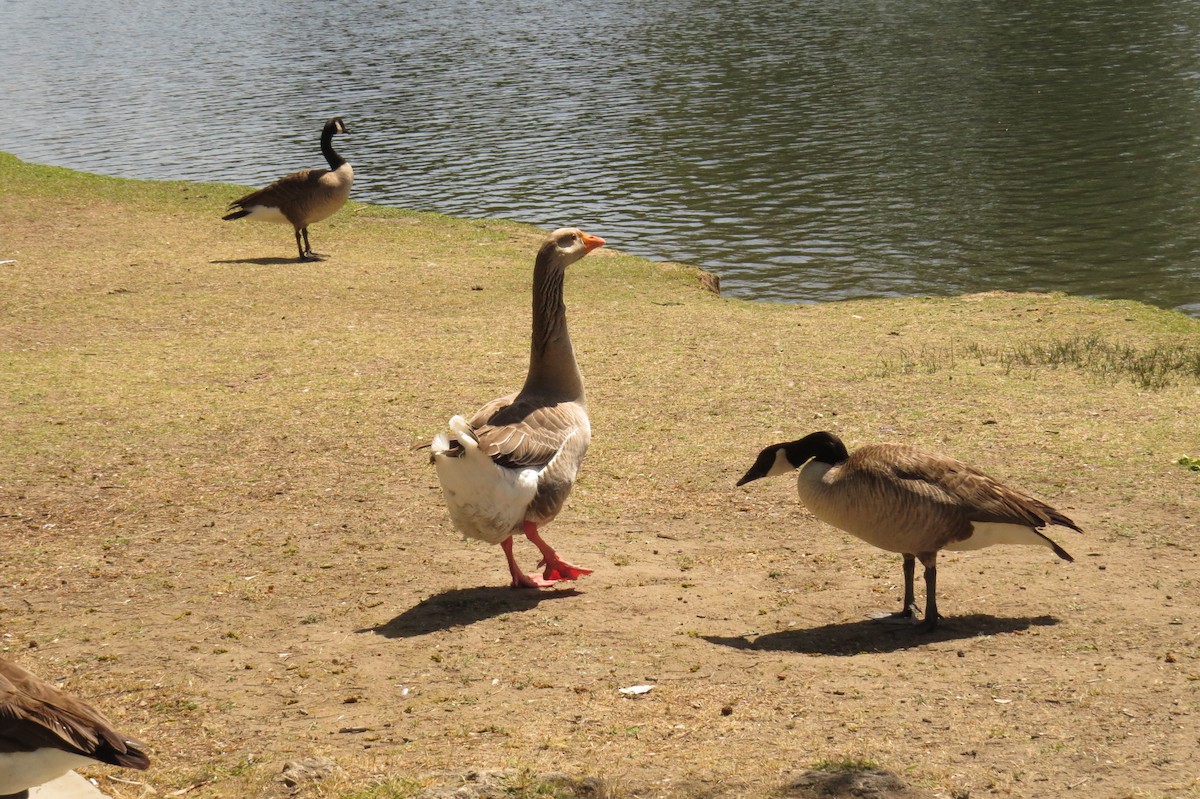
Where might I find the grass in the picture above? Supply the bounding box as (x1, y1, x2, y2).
(807, 758, 881, 773)
(971, 335, 1200, 390)
(879, 335, 1200, 390)
(2, 152, 1200, 799)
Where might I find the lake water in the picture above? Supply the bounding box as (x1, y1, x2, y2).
(3, 0, 1199, 316)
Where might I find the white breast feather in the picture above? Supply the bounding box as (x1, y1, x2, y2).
(432, 415, 539, 544)
(0, 749, 95, 795)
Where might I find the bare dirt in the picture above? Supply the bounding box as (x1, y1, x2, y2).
(1, 156, 1198, 799)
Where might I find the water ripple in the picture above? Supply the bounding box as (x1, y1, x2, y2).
(0, 0, 1198, 315)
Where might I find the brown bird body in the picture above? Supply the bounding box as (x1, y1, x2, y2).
(737, 431, 1083, 631)
(432, 228, 605, 589)
(223, 117, 353, 261)
(0, 658, 149, 796)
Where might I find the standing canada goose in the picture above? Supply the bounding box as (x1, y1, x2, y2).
(0, 658, 150, 797)
(431, 228, 605, 589)
(736, 431, 1083, 632)
(222, 116, 353, 261)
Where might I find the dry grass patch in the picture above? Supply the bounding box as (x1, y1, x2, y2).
(2, 153, 1199, 799)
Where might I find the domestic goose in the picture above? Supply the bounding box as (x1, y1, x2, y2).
(736, 431, 1083, 632)
(222, 117, 353, 261)
(431, 228, 605, 589)
(0, 657, 150, 797)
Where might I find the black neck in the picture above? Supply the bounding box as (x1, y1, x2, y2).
(790, 431, 850, 466)
(321, 125, 345, 170)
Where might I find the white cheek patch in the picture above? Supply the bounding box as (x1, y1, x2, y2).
(766, 447, 794, 477)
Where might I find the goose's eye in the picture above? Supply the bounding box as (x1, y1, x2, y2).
(558, 235, 577, 249)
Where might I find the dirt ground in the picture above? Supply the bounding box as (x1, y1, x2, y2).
(1, 156, 1198, 799)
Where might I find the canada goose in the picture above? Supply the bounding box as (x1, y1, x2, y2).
(222, 117, 353, 261)
(736, 431, 1083, 632)
(0, 658, 150, 797)
(431, 228, 605, 589)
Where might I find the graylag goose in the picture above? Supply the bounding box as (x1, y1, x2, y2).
(736, 431, 1083, 632)
(431, 228, 605, 589)
(0, 658, 150, 797)
(222, 116, 353, 261)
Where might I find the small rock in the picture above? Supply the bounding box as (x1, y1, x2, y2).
(782, 767, 927, 798)
(280, 757, 337, 788)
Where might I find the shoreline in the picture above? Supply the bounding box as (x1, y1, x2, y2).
(2, 151, 1199, 799)
(2, 149, 1195, 319)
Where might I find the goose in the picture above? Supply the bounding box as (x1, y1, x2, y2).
(431, 228, 605, 589)
(736, 431, 1083, 632)
(0, 657, 150, 797)
(222, 117, 353, 261)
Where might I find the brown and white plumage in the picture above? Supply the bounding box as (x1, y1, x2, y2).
(432, 228, 605, 588)
(737, 431, 1083, 631)
(0, 658, 149, 796)
(222, 117, 353, 261)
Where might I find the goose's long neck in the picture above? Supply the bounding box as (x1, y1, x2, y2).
(321, 127, 346, 170)
(520, 256, 584, 403)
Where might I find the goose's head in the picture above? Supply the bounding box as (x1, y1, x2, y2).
(736, 431, 850, 486)
(539, 227, 606, 270)
(326, 117, 350, 135)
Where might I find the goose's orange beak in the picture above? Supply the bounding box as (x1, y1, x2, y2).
(580, 232, 606, 253)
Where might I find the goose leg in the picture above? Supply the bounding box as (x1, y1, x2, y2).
(501, 535, 556, 589)
(901, 554, 918, 615)
(524, 521, 593, 582)
(870, 554, 919, 624)
(913, 551, 941, 633)
(296, 227, 323, 261)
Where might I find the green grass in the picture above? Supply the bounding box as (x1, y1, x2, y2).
(878, 335, 1200, 390)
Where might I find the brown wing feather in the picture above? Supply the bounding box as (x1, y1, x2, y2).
(467, 394, 587, 471)
(0, 659, 150, 768)
(227, 168, 329, 217)
(865, 444, 1082, 534)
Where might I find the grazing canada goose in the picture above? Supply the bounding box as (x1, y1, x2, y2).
(431, 228, 605, 589)
(0, 658, 150, 797)
(222, 116, 353, 261)
(736, 431, 1083, 632)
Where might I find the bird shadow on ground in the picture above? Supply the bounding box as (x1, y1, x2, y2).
(209, 257, 303, 266)
(361, 586, 580, 639)
(703, 614, 1060, 656)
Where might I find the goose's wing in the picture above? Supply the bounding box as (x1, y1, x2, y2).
(468, 395, 589, 471)
(0, 661, 149, 768)
(227, 168, 329, 210)
(876, 445, 1080, 531)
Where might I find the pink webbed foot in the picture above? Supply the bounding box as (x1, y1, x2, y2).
(539, 558, 594, 582)
(511, 571, 558, 589)
(522, 521, 592, 583)
(502, 535, 558, 590)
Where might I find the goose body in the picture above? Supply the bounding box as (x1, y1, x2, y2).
(431, 228, 604, 588)
(432, 414, 542, 543)
(0, 658, 149, 796)
(223, 117, 353, 261)
(737, 431, 1082, 631)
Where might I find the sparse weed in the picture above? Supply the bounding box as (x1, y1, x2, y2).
(808, 757, 880, 773)
(879, 335, 1200, 389)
